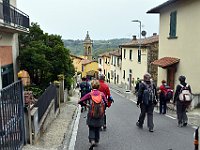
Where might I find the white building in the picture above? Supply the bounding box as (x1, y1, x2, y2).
(0, 0, 29, 89)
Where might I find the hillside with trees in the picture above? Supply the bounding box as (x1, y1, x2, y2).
(63, 38, 131, 58)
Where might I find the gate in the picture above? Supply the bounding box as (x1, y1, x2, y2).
(0, 80, 25, 150)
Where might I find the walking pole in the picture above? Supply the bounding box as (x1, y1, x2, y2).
(194, 126, 199, 150)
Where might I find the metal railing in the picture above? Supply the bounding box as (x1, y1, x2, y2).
(0, 2, 29, 29)
(0, 80, 25, 150)
(35, 84, 57, 123)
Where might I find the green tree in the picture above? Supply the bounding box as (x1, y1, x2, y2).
(18, 22, 75, 90)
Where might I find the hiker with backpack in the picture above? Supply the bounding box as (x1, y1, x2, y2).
(136, 73, 158, 132)
(98, 74, 113, 131)
(173, 75, 192, 127)
(78, 79, 108, 150)
(80, 77, 91, 112)
(159, 80, 173, 114)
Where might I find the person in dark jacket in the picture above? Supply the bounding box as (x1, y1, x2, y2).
(136, 73, 158, 132)
(78, 79, 107, 149)
(173, 75, 192, 127)
(135, 78, 142, 95)
(79, 77, 91, 112)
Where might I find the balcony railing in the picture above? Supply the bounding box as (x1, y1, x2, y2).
(0, 2, 29, 30)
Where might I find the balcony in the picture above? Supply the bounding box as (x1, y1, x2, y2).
(0, 2, 29, 33)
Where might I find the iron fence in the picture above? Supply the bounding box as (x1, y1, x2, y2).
(0, 80, 25, 150)
(0, 2, 29, 29)
(35, 84, 57, 123)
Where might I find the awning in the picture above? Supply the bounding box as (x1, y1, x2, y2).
(152, 57, 180, 68)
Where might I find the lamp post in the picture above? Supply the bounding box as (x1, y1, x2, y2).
(132, 20, 142, 63)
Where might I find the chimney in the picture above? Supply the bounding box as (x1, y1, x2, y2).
(132, 35, 137, 40)
(153, 33, 157, 36)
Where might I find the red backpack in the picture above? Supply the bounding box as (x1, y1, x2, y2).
(89, 91, 105, 119)
(164, 85, 174, 102)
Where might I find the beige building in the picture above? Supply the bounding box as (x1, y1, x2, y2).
(109, 49, 122, 85)
(148, 0, 200, 107)
(0, 0, 29, 89)
(98, 52, 111, 82)
(120, 34, 159, 91)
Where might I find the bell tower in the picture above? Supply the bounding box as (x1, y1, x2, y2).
(83, 31, 93, 60)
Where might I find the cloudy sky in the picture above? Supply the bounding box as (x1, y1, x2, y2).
(17, 0, 167, 40)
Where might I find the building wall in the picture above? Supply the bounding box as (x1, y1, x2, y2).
(71, 57, 82, 73)
(102, 56, 111, 82)
(121, 47, 147, 89)
(0, 32, 19, 88)
(158, 0, 200, 93)
(82, 62, 98, 78)
(110, 55, 122, 85)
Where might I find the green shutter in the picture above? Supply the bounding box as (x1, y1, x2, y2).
(169, 11, 177, 37)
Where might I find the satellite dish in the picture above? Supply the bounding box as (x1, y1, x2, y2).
(141, 30, 147, 37)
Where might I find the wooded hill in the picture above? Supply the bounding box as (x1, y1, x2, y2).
(63, 38, 131, 58)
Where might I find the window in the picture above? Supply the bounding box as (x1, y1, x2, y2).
(169, 11, 177, 38)
(129, 50, 132, 60)
(99, 58, 102, 64)
(138, 49, 141, 63)
(82, 65, 84, 72)
(123, 70, 125, 79)
(114, 57, 116, 66)
(1, 64, 14, 88)
(105, 58, 107, 64)
(123, 49, 126, 59)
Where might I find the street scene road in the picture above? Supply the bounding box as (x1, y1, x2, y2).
(74, 88, 195, 150)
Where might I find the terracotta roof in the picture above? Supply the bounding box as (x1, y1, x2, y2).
(98, 52, 111, 57)
(81, 59, 97, 65)
(109, 49, 121, 57)
(147, 0, 178, 13)
(81, 59, 92, 65)
(120, 35, 159, 47)
(152, 57, 180, 68)
(70, 54, 84, 60)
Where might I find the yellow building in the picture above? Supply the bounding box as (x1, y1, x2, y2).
(148, 0, 200, 107)
(70, 54, 84, 73)
(81, 60, 98, 79)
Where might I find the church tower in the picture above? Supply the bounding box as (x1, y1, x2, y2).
(83, 31, 93, 60)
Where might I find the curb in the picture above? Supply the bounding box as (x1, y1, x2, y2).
(59, 105, 80, 150)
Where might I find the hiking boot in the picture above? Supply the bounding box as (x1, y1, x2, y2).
(103, 125, 107, 131)
(149, 128, 154, 132)
(136, 122, 143, 128)
(183, 122, 187, 127)
(177, 123, 183, 127)
(89, 140, 95, 150)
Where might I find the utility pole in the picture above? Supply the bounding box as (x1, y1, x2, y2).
(132, 20, 142, 63)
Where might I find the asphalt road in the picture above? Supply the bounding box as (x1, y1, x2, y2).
(74, 89, 195, 150)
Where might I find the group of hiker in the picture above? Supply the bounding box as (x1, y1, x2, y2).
(135, 73, 192, 132)
(77, 72, 192, 149)
(78, 75, 113, 150)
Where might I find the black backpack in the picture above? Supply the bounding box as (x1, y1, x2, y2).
(80, 82, 90, 97)
(142, 82, 155, 105)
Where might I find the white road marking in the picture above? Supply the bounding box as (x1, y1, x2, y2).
(68, 105, 81, 150)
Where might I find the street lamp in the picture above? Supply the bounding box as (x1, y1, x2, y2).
(132, 20, 141, 63)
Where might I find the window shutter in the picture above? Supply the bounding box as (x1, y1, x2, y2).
(169, 11, 177, 37)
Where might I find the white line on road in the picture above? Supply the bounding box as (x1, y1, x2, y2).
(68, 105, 81, 150)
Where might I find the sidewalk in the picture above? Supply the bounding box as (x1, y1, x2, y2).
(23, 89, 80, 150)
